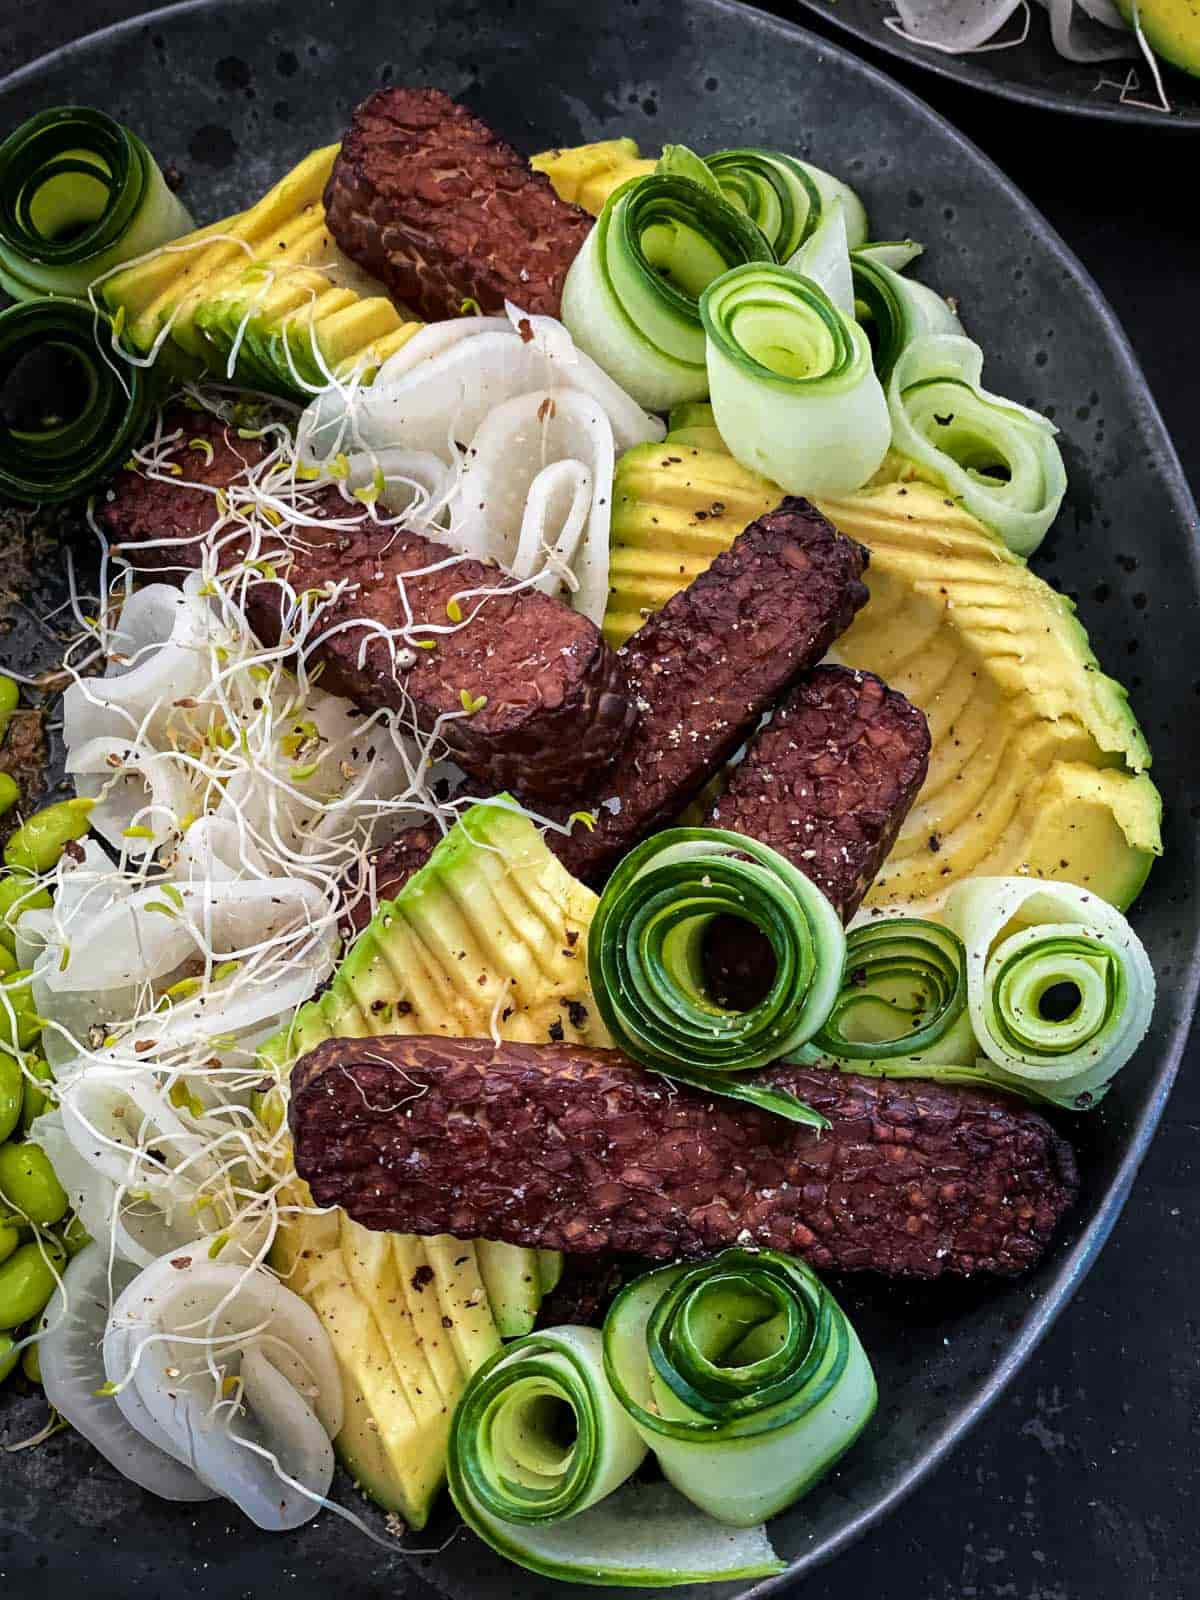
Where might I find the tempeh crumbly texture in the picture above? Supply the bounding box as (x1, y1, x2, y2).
(353, 497, 870, 903)
(101, 414, 636, 802)
(549, 497, 870, 881)
(711, 664, 931, 920)
(324, 87, 594, 321)
(290, 1035, 1079, 1280)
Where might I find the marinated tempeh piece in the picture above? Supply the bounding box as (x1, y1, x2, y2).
(290, 1035, 1078, 1280)
(549, 498, 869, 881)
(324, 88, 594, 322)
(352, 498, 870, 902)
(102, 415, 635, 803)
(702, 666, 930, 1006)
(710, 665, 930, 919)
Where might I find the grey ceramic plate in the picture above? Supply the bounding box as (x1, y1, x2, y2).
(772, 0, 1200, 126)
(0, 1, 1197, 1595)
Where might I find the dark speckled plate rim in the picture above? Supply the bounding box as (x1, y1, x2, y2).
(2, 0, 1199, 1589)
(777, 0, 1200, 128)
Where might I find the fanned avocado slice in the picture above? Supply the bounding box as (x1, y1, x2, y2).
(605, 440, 1161, 912)
(266, 801, 612, 1525)
(531, 136, 655, 213)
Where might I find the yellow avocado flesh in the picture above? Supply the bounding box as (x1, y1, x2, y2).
(1115, 0, 1200, 76)
(531, 137, 656, 213)
(102, 143, 421, 391)
(267, 803, 612, 1528)
(605, 436, 1161, 913)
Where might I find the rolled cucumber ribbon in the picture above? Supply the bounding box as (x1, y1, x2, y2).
(560, 173, 774, 411)
(851, 249, 964, 381)
(704, 147, 869, 258)
(0, 106, 192, 300)
(448, 1324, 783, 1585)
(587, 828, 846, 1127)
(812, 916, 975, 1067)
(887, 333, 1067, 556)
(700, 263, 891, 497)
(0, 299, 156, 503)
(603, 1249, 877, 1526)
(942, 876, 1155, 1109)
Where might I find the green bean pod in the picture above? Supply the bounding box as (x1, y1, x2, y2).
(0, 970, 42, 1058)
(0, 1240, 62, 1329)
(0, 1143, 68, 1227)
(3, 797, 94, 873)
(0, 873, 52, 952)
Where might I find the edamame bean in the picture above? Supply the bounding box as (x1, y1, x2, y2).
(0, 1143, 67, 1227)
(20, 1056, 51, 1134)
(0, 1224, 19, 1267)
(0, 677, 17, 741)
(21, 1341, 40, 1384)
(0, 1333, 18, 1384)
(0, 873, 51, 953)
(0, 971, 42, 1056)
(55, 1212, 90, 1259)
(0, 1242, 62, 1328)
(3, 797, 94, 874)
(0, 1055, 23, 1143)
(0, 774, 17, 819)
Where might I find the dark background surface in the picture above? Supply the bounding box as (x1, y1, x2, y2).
(0, 1, 1197, 1597)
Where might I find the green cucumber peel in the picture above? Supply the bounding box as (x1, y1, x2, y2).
(0, 106, 192, 300)
(943, 876, 1156, 1109)
(0, 298, 157, 504)
(603, 1248, 877, 1526)
(812, 916, 973, 1064)
(587, 827, 845, 1126)
(448, 1323, 782, 1585)
(850, 250, 963, 382)
(560, 172, 773, 410)
(887, 332, 1067, 556)
(700, 262, 890, 497)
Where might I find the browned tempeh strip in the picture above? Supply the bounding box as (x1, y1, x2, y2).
(324, 88, 594, 321)
(352, 497, 870, 909)
(101, 415, 635, 803)
(290, 1035, 1078, 1280)
(710, 665, 930, 919)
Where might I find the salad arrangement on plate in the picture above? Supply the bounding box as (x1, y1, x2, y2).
(0, 91, 1161, 1585)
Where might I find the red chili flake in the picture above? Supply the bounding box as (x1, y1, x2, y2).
(170, 1256, 192, 1270)
(517, 318, 534, 343)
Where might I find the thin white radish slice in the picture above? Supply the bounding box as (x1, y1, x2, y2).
(450, 388, 614, 624)
(68, 737, 201, 859)
(38, 1244, 215, 1501)
(104, 1251, 342, 1530)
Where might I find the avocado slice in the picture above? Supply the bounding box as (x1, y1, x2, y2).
(476, 1241, 543, 1339)
(265, 801, 610, 1523)
(537, 1248, 564, 1296)
(104, 144, 340, 355)
(666, 401, 726, 451)
(1115, 0, 1199, 77)
(531, 136, 655, 214)
(606, 442, 1161, 913)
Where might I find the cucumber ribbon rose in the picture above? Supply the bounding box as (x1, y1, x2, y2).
(587, 828, 846, 1127)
